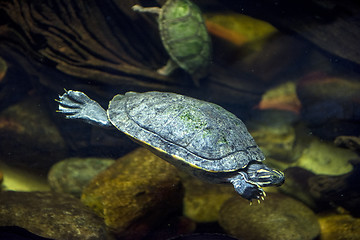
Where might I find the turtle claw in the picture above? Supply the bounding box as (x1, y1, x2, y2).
(257, 187, 266, 202)
(249, 195, 263, 205)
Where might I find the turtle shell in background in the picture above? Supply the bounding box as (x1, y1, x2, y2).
(159, 0, 212, 77)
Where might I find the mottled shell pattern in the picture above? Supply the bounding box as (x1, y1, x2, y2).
(107, 91, 264, 172)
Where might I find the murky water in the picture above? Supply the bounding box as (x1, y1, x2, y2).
(0, 0, 359, 239)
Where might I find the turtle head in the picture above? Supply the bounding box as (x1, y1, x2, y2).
(247, 162, 285, 187)
(229, 162, 284, 201)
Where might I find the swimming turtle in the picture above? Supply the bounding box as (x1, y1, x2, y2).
(57, 90, 284, 201)
(132, 0, 211, 83)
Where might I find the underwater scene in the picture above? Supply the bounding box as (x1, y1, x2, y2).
(0, 0, 359, 239)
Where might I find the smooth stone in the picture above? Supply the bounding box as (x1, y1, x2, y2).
(48, 157, 115, 197)
(0, 191, 111, 240)
(309, 159, 360, 217)
(0, 97, 67, 172)
(318, 213, 360, 240)
(205, 13, 277, 47)
(280, 160, 360, 216)
(257, 81, 301, 114)
(180, 171, 236, 223)
(81, 147, 183, 239)
(297, 72, 360, 140)
(219, 192, 320, 240)
(292, 137, 356, 175)
(280, 167, 317, 209)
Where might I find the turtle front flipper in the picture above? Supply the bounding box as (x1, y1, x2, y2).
(57, 90, 113, 128)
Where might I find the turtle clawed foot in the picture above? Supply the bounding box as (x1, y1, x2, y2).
(56, 90, 112, 127)
(59, 90, 93, 106)
(57, 90, 93, 119)
(249, 189, 266, 205)
(253, 189, 267, 205)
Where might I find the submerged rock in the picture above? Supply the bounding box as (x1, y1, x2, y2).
(280, 159, 360, 216)
(181, 172, 236, 223)
(0, 97, 67, 172)
(318, 213, 360, 240)
(280, 167, 317, 209)
(219, 192, 320, 240)
(335, 135, 360, 154)
(293, 137, 356, 176)
(81, 147, 183, 239)
(0, 191, 110, 240)
(48, 157, 115, 197)
(257, 81, 301, 114)
(205, 13, 277, 47)
(297, 72, 360, 140)
(0, 161, 50, 192)
(309, 160, 360, 217)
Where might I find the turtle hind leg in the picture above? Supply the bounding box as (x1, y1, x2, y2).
(157, 59, 179, 76)
(132, 5, 161, 15)
(57, 90, 113, 128)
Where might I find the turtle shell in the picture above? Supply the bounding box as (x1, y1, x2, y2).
(159, 0, 211, 76)
(107, 92, 264, 172)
